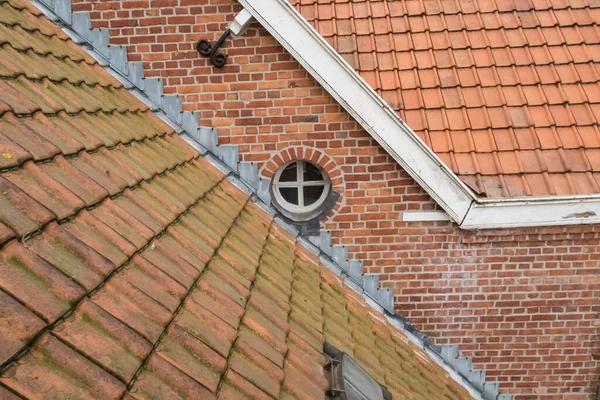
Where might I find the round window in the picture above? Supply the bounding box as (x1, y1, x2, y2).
(272, 160, 331, 221)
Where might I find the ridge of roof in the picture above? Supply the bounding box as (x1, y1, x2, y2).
(21, 0, 500, 397)
(237, 0, 600, 229)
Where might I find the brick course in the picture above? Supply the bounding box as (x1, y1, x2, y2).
(71, 0, 600, 398)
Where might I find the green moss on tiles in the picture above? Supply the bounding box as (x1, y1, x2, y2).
(38, 352, 94, 394)
(7, 256, 47, 287)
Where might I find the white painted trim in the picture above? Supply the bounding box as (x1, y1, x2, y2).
(228, 9, 253, 36)
(463, 199, 600, 229)
(402, 211, 452, 222)
(238, 0, 600, 229)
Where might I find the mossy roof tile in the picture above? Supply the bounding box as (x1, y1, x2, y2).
(0, 240, 83, 322)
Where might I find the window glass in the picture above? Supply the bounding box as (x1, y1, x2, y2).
(303, 162, 323, 182)
(279, 163, 297, 182)
(279, 187, 299, 205)
(303, 185, 325, 206)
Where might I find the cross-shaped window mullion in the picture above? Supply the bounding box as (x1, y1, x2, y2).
(302, 181, 326, 186)
(276, 182, 302, 188)
(297, 161, 304, 207)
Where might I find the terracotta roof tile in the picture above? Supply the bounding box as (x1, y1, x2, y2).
(130, 353, 216, 399)
(296, 0, 600, 197)
(31, 223, 110, 287)
(55, 299, 152, 381)
(5, 161, 85, 220)
(1, 334, 125, 399)
(0, 290, 46, 364)
(0, 240, 84, 323)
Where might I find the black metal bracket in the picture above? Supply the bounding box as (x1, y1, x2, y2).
(196, 29, 232, 68)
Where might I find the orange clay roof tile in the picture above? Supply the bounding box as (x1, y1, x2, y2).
(293, 0, 600, 197)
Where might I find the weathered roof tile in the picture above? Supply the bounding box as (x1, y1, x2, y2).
(1, 334, 126, 399)
(28, 222, 115, 290)
(0, 290, 46, 364)
(157, 324, 226, 392)
(92, 275, 172, 343)
(5, 161, 85, 220)
(130, 353, 216, 400)
(54, 299, 151, 381)
(0, 240, 84, 322)
(0, 174, 53, 237)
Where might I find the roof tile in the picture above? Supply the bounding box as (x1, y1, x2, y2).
(1, 334, 125, 399)
(28, 222, 115, 290)
(176, 300, 237, 358)
(40, 155, 108, 207)
(229, 338, 284, 397)
(0, 174, 54, 237)
(55, 299, 151, 381)
(0, 221, 15, 246)
(92, 274, 172, 343)
(71, 151, 130, 196)
(0, 130, 32, 169)
(158, 323, 226, 392)
(128, 353, 215, 399)
(218, 369, 271, 400)
(122, 254, 187, 312)
(5, 161, 85, 220)
(90, 200, 155, 249)
(579, 126, 600, 147)
(0, 240, 84, 322)
(0, 113, 60, 161)
(0, 289, 46, 364)
(191, 281, 244, 329)
(142, 241, 199, 289)
(63, 210, 137, 266)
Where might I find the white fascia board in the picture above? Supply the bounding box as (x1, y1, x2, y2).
(238, 0, 600, 229)
(228, 9, 253, 36)
(238, 0, 476, 224)
(462, 197, 600, 229)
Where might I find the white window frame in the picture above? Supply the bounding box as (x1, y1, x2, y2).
(272, 160, 331, 215)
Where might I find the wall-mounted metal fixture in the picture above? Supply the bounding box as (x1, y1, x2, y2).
(196, 30, 231, 68)
(196, 9, 254, 68)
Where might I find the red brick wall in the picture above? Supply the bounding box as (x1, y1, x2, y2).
(71, 0, 600, 398)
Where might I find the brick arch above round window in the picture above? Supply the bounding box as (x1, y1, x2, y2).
(261, 146, 345, 219)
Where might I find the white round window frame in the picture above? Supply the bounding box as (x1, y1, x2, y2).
(272, 160, 331, 218)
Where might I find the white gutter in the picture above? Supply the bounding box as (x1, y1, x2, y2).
(463, 197, 600, 228)
(237, 0, 600, 229)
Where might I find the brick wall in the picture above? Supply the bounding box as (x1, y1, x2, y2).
(72, 0, 600, 398)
